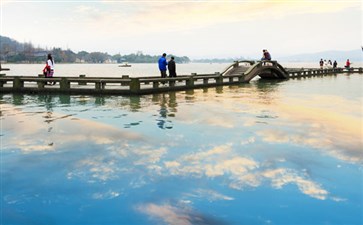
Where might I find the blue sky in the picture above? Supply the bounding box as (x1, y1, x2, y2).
(1, 0, 362, 59)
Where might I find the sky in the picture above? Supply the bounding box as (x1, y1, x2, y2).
(0, 0, 362, 59)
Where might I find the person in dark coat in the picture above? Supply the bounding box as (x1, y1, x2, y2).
(333, 60, 337, 68)
(168, 56, 177, 77)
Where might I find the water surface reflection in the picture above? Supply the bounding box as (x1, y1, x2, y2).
(1, 74, 362, 225)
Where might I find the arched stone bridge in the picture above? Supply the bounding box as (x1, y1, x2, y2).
(221, 60, 289, 82)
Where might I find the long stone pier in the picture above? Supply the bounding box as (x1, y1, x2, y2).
(0, 61, 361, 95)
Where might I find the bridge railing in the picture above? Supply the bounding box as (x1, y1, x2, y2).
(222, 60, 283, 74)
(287, 68, 346, 77)
(0, 72, 247, 94)
(1, 66, 361, 95)
(258, 60, 289, 75)
(220, 62, 238, 76)
(0, 76, 132, 93)
(221, 60, 256, 76)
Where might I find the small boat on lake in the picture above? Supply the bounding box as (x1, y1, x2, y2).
(119, 62, 131, 67)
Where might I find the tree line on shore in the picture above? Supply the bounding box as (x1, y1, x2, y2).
(0, 36, 191, 64)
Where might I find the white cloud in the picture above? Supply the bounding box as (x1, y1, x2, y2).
(1, 1, 361, 57)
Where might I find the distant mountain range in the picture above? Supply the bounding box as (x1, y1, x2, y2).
(277, 49, 362, 62)
(192, 49, 362, 63)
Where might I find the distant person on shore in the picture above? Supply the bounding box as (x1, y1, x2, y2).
(345, 59, 351, 70)
(168, 56, 177, 77)
(158, 53, 168, 78)
(319, 59, 324, 69)
(43, 53, 55, 85)
(261, 49, 271, 61)
(333, 60, 337, 68)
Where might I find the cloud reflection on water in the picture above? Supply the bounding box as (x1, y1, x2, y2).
(257, 95, 363, 164)
(137, 202, 229, 225)
(1, 103, 144, 153)
(186, 189, 234, 201)
(1, 83, 362, 224)
(173, 89, 362, 164)
(3, 91, 357, 197)
(2, 101, 332, 201)
(163, 143, 329, 200)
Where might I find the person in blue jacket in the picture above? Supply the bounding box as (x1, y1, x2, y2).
(158, 53, 168, 78)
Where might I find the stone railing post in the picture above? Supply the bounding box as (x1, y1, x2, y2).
(153, 81, 159, 88)
(186, 75, 194, 87)
(238, 75, 244, 82)
(121, 75, 129, 86)
(215, 72, 222, 84)
(0, 73, 7, 86)
(203, 78, 208, 85)
(60, 77, 70, 90)
(95, 82, 101, 90)
(79, 74, 86, 85)
(13, 77, 24, 89)
(169, 79, 175, 87)
(130, 78, 140, 93)
(37, 79, 45, 88)
(37, 74, 46, 87)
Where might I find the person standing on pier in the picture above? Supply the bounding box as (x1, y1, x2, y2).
(345, 59, 351, 70)
(319, 59, 324, 69)
(333, 60, 337, 69)
(168, 56, 177, 77)
(43, 53, 55, 85)
(158, 53, 168, 78)
(323, 60, 328, 69)
(328, 60, 332, 68)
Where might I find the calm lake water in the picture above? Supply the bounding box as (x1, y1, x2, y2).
(1, 63, 362, 225)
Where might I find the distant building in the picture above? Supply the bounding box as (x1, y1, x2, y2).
(33, 51, 48, 57)
(75, 58, 86, 63)
(104, 58, 117, 64)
